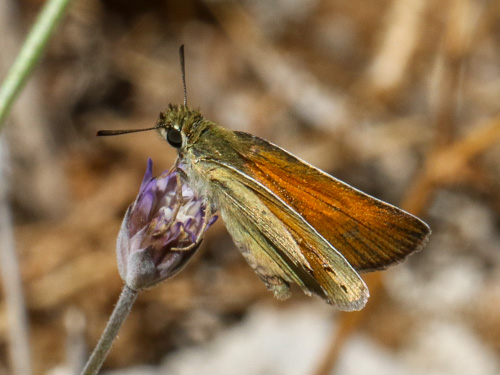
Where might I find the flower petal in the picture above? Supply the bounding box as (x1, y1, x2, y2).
(138, 159, 154, 194)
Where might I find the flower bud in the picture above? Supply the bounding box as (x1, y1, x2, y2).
(116, 159, 216, 290)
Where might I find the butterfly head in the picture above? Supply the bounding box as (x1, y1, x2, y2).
(156, 104, 204, 149)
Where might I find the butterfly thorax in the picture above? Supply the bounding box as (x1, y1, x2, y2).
(156, 104, 230, 212)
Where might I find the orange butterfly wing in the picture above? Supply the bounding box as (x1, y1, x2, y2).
(232, 132, 431, 272)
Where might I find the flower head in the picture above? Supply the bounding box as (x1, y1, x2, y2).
(117, 159, 216, 290)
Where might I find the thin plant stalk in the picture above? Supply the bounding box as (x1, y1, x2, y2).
(80, 286, 138, 375)
(0, 0, 73, 128)
(0, 0, 72, 372)
(0, 139, 32, 375)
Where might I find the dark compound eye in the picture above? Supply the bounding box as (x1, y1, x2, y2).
(167, 128, 182, 148)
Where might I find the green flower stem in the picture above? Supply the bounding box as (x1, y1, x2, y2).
(81, 286, 138, 375)
(0, 0, 72, 128)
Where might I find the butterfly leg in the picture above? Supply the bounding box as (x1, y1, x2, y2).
(171, 171, 214, 252)
(170, 205, 212, 252)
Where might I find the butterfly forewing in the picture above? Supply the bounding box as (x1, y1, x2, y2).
(229, 132, 431, 272)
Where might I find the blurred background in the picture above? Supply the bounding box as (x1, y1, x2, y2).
(1, 0, 500, 374)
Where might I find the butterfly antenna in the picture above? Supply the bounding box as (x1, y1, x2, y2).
(179, 45, 188, 107)
(96, 126, 157, 136)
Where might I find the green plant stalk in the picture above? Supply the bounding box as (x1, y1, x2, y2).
(0, 0, 73, 128)
(81, 286, 138, 375)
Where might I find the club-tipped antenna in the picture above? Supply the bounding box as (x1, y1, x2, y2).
(179, 45, 188, 107)
(96, 126, 157, 136)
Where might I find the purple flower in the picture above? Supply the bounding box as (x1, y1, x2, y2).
(116, 159, 217, 290)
